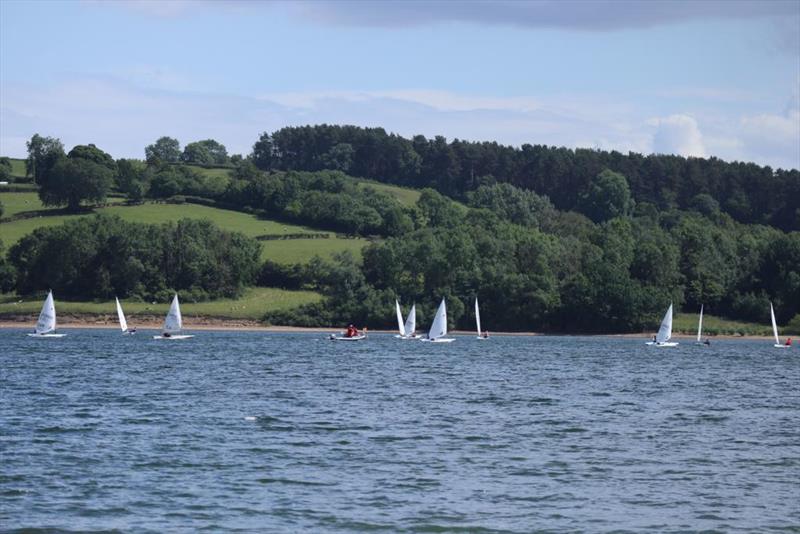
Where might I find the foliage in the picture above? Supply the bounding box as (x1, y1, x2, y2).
(182, 139, 229, 165)
(145, 136, 181, 164)
(9, 215, 261, 301)
(251, 124, 799, 232)
(25, 134, 64, 184)
(0, 240, 15, 292)
(38, 156, 114, 211)
(0, 157, 11, 181)
(578, 169, 633, 223)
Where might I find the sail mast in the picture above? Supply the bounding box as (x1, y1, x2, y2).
(697, 304, 703, 342)
(475, 297, 482, 337)
(770, 302, 780, 345)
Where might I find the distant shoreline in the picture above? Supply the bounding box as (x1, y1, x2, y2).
(0, 316, 777, 339)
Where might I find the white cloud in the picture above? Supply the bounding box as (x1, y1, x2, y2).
(2, 78, 798, 170)
(650, 114, 707, 158)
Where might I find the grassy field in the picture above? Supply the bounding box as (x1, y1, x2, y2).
(357, 180, 421, 207)
(6, 158, 27, 179)
(0, 193, 370, 263)
(0, 287, 322, 321)
(262, 236, 369, 264)
(186, 165, 233, 180)
(673, 312, 775, 336)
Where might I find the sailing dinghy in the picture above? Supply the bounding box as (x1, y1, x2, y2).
(116, 297, 135, 335)
(475, 297, 488, 339)
(421, 298, 455, 343)
(395, 301, 421, 339)
(646, 303, 678, 347)
(695, 304, 708, 345)
(770, 302, 790, 349)
(153, 294, 193, 340)
(27, 291, 66, 337)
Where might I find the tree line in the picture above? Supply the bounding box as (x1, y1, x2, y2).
(9, 130, 799, 332)
(252, 125, 799, 232)
(5, 216, 260, 302)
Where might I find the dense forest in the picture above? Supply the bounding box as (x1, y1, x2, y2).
(3, 127, 798, 332)
(253, 125, 800, 232)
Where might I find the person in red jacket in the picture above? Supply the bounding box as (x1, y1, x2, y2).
(786, 338, 793, 346)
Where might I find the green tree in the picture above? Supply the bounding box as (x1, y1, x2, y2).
(182, 139, 228, 165)
(145, 136, 181, 163)
(0, 157, 12, 181)
(321, 143, 354, 172)
(0, 239, 15, 292)
(116, 159, 147, 202)
(251, 132, 275, 170)
(25, 134, 64, 184)
(578, 169, 633, 223)
(39, 158, 114, 211)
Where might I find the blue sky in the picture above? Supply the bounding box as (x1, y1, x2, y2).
(1, 0, 798, 169)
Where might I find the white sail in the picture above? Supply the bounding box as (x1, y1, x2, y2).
(35, 291, 57, 334)
(404, 304, 416, 336)
(116, 297, 128, 332)
(475, 297, 482, 337)
(395, 300, 406, 337)
(163, 294, 183, 334)
(770, 302, 780, 345)
(655, 303, 673, 344)
(696, 304, 703, 342)
(428, 298, 448, 340)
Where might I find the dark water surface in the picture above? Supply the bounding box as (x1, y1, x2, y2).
(1, 330, 798, 532)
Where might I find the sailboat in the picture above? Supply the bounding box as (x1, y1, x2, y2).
(646, 303, 678, 347)
(421, 298, 455, 343)
(395, 300, 421, 339)
(770, 302, 790, 349)
(475, 297, 488, 339)
(153, 294, 194, 340)
(115, 297, 135, 335)
(27, 290, 66, 337)
(695, 304, 708, 345)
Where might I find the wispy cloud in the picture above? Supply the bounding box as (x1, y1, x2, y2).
(288, 0, 797, 31)
(1, 78, 798, 170)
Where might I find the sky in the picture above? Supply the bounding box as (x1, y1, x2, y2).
(1, 0, 798, 170)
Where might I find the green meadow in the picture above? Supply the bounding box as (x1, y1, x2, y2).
(357, 180, 421, 207)
(673, 312, 774, 337)
(0, 193, 370, 264)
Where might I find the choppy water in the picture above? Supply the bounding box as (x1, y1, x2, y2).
(1, 330, 798, 533)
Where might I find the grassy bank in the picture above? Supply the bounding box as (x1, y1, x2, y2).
(673, 313, 778, 337)
(0, 287, 322, 321)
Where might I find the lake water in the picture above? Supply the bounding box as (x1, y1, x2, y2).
(1, 329, 798, 532)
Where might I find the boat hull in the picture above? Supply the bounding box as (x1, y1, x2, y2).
(646, 341, 679, 347)
(330, 335, 366, 341)
(153, 335, 194, 340)
(27, 333, 66, 338)
(421, 337, 455, 343)
(774, 344, 791, 348)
